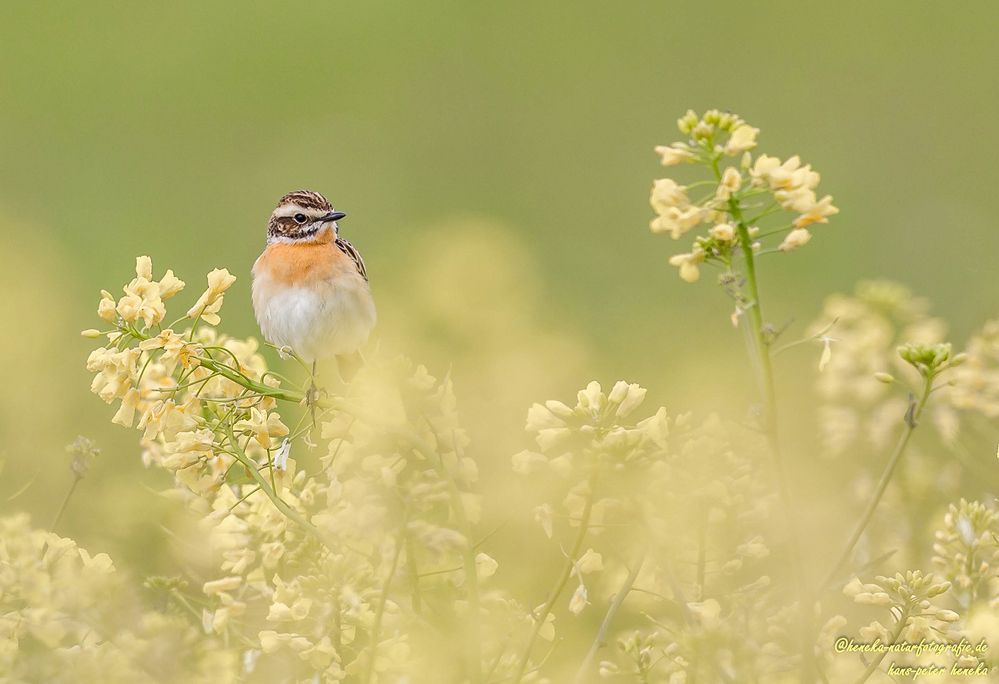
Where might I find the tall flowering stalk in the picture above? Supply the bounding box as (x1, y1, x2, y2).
(649, 109, 839, 644)
(824, 342, 966, 588)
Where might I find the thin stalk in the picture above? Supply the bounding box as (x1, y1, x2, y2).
(50, 476, 81, 533)
(715, 159, 810, 675)
(572, 554, 646, 684)
(199, 356, 305, 403)
(425, 419, 482, 683)
(363, 534, 405, 684)
(822, 376, 934, 589)
(447, 476, 482, 683)
(695, 507, 707, 601)
(719, 169, 804, 590)
(404, 532, 424, 615)
(222, 423, 331, 550)
(512, 484, 595, 683)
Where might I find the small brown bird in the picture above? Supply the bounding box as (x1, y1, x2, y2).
(251, 190, 376, 382)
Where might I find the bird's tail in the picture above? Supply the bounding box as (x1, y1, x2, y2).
(336, 351, 364, 382)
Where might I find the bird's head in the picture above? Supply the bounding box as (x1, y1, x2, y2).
(267, 190, 346, 243)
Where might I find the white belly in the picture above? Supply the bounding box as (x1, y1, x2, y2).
(252, 276, 376, 362)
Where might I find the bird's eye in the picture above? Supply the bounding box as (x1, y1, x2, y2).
(293, 213, 308, 224)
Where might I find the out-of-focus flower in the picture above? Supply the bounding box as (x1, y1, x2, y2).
(932, 499, 999, 607)
(847, 570, 957, 644)
(668, 249, 706, 283)
(807, 281, 952, 455)
(949, 319, 999, 418)
(818, 337, 834, 372)
(708, 223, 736, 242)
(569, 582, 589, 615)
(794, 195, 839, 228)
(724, 125, 759, 155)
(778, 228, 812, 252)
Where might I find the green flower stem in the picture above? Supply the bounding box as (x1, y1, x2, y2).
(222, 423, 332, 550)
(334, 402, 482, 682)
(512, 483, 595, 683)
(198, 356, 305, 403)
(572, 553, 646, 684)
(854, 607, 909, 684)
(363, 532, 405, 684)
(50, 474, 82, 534)
(717, 171, 805, 597)
(441, 457, 483, 683)
(823, 375, 934, 589)
(713, 158, 811, 674)
(123, 326, 310, 404)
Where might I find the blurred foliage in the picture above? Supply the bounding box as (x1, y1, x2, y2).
(2, 2, 999, 681)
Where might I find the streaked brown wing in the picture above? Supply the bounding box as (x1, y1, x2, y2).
(335, 237, 369, 282)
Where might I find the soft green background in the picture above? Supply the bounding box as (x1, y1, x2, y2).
(1, 2, 997, 565)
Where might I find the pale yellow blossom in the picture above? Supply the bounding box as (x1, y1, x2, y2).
(649, 178, 689, 213)
(234, 408, 289, 448)
(111, 388, 142, 427)
(709, 223, 736, 241)
(654, 143, 695, 166)
(668, 250, 706, 282)
(475, 552, 498, 580)
(139, 329, 198, 368)
(568, 582, 588, 615)
(794, 195, 839, 228)
(135, 255, 153, 280)
(778, 228, 812, 252)
(576, 549, 603, 574)
(818, 337, 833, 372)
(203, 576, 243, 595)
(187, 268, 236, 326)
(608, 381, 646, 417)
(650, 205, 705, 239)
(724, 124, 759, 154)
(158, 269, 186, 299)
(97, 290, 117, 322)
(715, 167, 742, 201)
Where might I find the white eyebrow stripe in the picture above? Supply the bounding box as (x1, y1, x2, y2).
(273, 203, 320, 217)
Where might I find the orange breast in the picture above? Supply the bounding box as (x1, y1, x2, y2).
(254, 240, 352, 286)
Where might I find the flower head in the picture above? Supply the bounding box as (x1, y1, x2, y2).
(187, 268, 236, 326)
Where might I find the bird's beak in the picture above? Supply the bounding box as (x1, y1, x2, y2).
(319, 211, 346, 223)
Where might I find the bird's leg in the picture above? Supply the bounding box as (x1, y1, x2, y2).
(307, 360, 318, 430)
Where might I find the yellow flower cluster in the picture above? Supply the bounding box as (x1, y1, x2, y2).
(0, 514, 237, 682)
(807, 281, 951, 455)
(85, 257, 287, 495)
(948, 318, 999, 418)
(649, 109, 838, 283)
(512, 381, 790, 681)
(932, 499, 999, 608)
(193, 358, 527, 680)
(845, 571, 958, 643)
